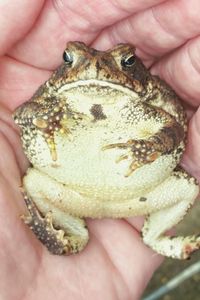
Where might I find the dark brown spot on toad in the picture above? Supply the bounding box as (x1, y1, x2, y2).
(139, 197, 147, 202)
(90, 104, 107, 120)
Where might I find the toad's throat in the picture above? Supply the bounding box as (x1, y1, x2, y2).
(57, 79, 138, 99)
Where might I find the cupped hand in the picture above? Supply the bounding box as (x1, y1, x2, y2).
(0, 1, 200, 300)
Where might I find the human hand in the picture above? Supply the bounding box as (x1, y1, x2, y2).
(0, 1, 200, 299)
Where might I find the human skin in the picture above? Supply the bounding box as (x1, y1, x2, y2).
(0, 1, 200, 299)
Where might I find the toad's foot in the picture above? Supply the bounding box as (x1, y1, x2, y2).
(102, 103, 184, 176)
(142, 169, 200, 259)
(13, 100, 85, 162)
(22, 193, 88, 255)
(102, 140, 161, 176)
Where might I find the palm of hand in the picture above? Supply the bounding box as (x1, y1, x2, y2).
(0, 1, 200, 299)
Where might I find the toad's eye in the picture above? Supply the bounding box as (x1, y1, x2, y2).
(121, 55, 136, 68)
(63, 50, 73, 65)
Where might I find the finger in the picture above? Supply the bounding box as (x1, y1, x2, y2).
(0, 0, 44, 55)
(182, 107, 200, 181)
(92, 0, 200, 107)
(94, 0, 200, 61)
(126, 216, 145, 231)
(0, 131, 21, 187)
(8, 0, 166, 69)
(0, 56, 51, 109)
(151, 37, 200, 107)
(0, 105, 28, 174)
(88, 219, 163, 299)
(0, 177, 43, 299)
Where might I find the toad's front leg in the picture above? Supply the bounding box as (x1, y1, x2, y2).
(102, 103, 185, 176)
(13, 98, 85, 162)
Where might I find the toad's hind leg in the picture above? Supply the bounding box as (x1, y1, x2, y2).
(142, 171, 200, 259)
(22, 192, 89, 255)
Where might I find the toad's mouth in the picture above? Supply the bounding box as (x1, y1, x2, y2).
(57, 79, 138, 101)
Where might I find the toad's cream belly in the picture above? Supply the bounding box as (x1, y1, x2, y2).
(27, 125, 181, 201)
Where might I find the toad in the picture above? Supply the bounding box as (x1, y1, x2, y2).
(13, 41, 199, 259)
